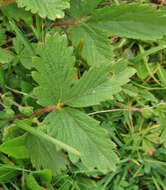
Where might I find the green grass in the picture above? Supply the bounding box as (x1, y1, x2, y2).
(0, 0, 166, 189)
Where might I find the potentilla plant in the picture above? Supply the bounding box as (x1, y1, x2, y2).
(0, 0, 166, 179)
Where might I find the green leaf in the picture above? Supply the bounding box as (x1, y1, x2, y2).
(25, 174, 45, 190)
(0, 135, 29, 159)
(13, 37, 36, 69)
(26, 134, 68, 173)
(20, 80, 33, 93)
(69, 23, 113, 66)
(19, 106, 34, 116)
(66, 65, 136, 107)
(13, 37, 23, 54)
(10, 21, 35, 56)
(0, 166, 19, 183)
(88, 3, 166, 40)
(159, 118, 166, 148)
(0, 26, 6, 46)
(5, 108, 15, 117)
(69, 0, 101, 19)
(15, 120, 80, 156)
(44, 108, 119, 173)
(76, 177, 103, 190)
(0, 47, 14, 63)
(32, 33, 75, 107)
(0, 3, 33, 25)
(123, 84, 158, 103)
(157, 66, 166, 85)
(134, 61, 156, 80)
(138, 89, 158, 103)
(19, 44, 35, 69)
(16, 0, 70, 20)
(32, 33, 135, 108)
(2, 125, 24, 142)
(33, 169, 52, 186)
(0, 67, 5, 91)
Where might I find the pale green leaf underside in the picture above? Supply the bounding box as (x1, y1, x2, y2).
(32, 33, 75, 107)
(69, 23, 113, 66)
(65, 65, 136, 107)
(44, 108, 119, 173)
(88, 3, 166, 40)
(16, 0, 70, 20)
(26, 134, 68, 173)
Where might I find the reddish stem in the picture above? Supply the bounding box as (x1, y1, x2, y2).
(50, 20, 78, 26)
(34, 105, 60, 115)
(0, 104, 62, 121)
(2, 114, 25, 121)
(116, 104, 143, 112)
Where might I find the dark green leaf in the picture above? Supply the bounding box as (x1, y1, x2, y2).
(88, 3, 166, 40)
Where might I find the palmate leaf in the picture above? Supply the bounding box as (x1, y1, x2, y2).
(69, 23, 113, 66)
(26, 134, 68, 173)
(16, 0, 70, 20)
(87, 3, 166, 40)
(32, 33, 75, 107)
(32, 33, 135, 173)
(44, 108, 119, 173)
(32, 33, 135, 107)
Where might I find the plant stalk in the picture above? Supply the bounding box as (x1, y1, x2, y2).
(50, 20, 78, 26)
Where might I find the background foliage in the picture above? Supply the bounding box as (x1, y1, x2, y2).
(0, 0, 166, 189)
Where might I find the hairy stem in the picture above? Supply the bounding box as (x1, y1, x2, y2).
(0, 104, 62, 121)
(34, 104, 61, 115)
